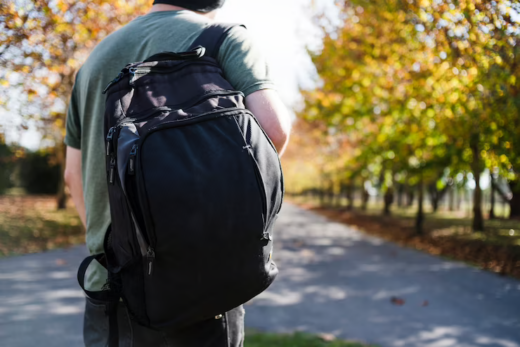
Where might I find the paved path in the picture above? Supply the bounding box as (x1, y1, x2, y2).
(1, 203, 520, 347)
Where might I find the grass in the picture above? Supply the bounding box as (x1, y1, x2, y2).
(290, 194, 520, 247)
(289, 194, 520, 278)
(0, 195, 84, 257)
(246, 332, 376, 347)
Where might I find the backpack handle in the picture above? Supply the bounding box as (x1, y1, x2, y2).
(143, 46, 206, 63)
(189, 23, 246, 59)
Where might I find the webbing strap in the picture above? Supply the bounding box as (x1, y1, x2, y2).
(189, 23, 246, 59)
(107, 301, 119, 347)
(77, 254, 111, 302)
(77, 251, 120, 347)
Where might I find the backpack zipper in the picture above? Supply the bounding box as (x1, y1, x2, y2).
(106, 127, 118, 185)
(134, 142, 158, 275)
(104, 59, 220, 94)
(133, 108, 245, 272)
(126, 107, 247, 276)
(129, 60, 219, 76)
(146, 247, 155, 276)
(123, 141, 156, 274)
(106, 124, 155, 271)
(249, 152, 270, 241)
(128, 144, 137, 175)
(235, 117, 270, 239)
(128, 61, 221, 87)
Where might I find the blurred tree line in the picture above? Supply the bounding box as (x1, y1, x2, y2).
(0, 134, 61, 195)
(0, 0, 151, 208)
(291, 0, 519, 233)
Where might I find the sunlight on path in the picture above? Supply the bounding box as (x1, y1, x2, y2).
(245, 204, 520, 347)
(0, 246, 88, 347)
(1, 203, 519, 347)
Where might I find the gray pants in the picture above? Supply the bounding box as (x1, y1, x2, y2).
(84, 297, 245, 347)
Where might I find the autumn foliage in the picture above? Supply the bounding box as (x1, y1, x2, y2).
(1, 0, 152, 207)
(288, 0, 520, 233)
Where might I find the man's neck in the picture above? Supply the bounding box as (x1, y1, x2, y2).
(149, 4, 216, 19)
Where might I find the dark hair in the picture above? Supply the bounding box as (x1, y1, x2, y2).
(153, 0, 226, 13)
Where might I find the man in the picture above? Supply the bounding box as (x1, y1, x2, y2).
(64, 0, 291, 346)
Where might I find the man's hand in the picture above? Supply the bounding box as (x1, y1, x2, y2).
(245, 89, 291, 156)
(64, 146, 87, 228)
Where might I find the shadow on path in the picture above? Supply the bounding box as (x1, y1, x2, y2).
(245, 204, 520, 347)
(0, 246, 88, 347)
(1, 204, 519, 347)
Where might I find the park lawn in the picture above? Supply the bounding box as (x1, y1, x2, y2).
(246, 331, 376, 347)
(290, 195, 520, 279)
(0, 195, 84, 257)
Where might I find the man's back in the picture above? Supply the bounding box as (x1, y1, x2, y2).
(65, 10, 274, 291)
(65, 3, 290, 345)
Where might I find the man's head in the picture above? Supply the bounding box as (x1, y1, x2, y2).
(153, 0, 226, 13)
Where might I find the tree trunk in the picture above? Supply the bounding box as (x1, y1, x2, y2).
(508, 180, 520, 219)
(407, 187, 415, 207)
(383, 187, 394, 215)
(346, 184, 354, 210)
(489, 174, 496, 219)
(56, 143, 67, 210)
(330, 184, 335, 207)
(449, 186, 455, 211)
(471, 141, 484, 231)
(397, 183, 404, 207)
(334, 184, 342, 207)
(466, 188, 471, 218)
(319, 186, 325, 207)
(456, 187, 462, 211)
(415, 176, 424, 235)
(429, 184, 439, 213)
(361, 187, 369, 210)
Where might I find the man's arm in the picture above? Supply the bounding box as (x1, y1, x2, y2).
(64, 146, 86, 228)
(245, 89, 291, 156)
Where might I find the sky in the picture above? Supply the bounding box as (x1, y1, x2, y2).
(217, 0, 326, 104)
(1, 0, 336, 150)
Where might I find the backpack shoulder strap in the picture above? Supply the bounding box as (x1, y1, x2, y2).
(190, 23, 246, 59)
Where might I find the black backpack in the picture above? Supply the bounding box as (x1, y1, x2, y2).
(77, 24, 283, 345)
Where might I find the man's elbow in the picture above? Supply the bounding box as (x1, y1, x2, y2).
(269, 124, 291, 156)
(64, 168, 76, 188)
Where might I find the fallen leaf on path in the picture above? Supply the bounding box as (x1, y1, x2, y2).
(301, 249, 315, 258)
(293, 240, 305, 248)
(422, 300, 429, 307)
(56, 259, 67, 266)
(391, 297, 405, 306)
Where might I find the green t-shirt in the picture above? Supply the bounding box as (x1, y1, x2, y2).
(65, 10, 275, 290)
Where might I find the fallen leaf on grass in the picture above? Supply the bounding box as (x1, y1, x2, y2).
(318, 333, 336, 342)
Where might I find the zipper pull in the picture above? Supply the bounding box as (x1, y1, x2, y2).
(129, 67, 138, 87)
(260, 231, 272, 242)
(146, 248, 155, 276)
(109, 157, 116, 184)
(103, 72, 124, 94)
(106, 127, 116, 156)
(128, 144, 138, 175)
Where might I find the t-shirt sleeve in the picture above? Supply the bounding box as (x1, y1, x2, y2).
(217, 26, 276, 97)
(64, 74, 82, 150)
